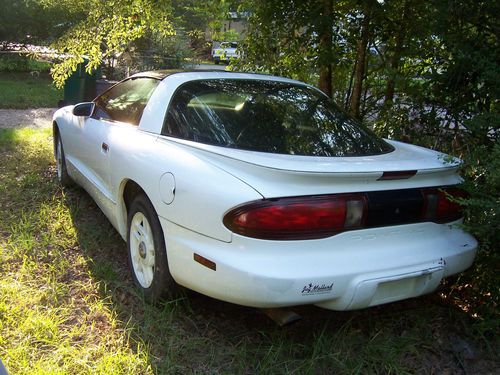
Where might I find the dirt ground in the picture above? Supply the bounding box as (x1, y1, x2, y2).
(0, 108, 56, 128)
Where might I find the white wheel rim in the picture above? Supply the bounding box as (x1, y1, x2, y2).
(130, 212, 155, 288)
(56, 139, 63, 180)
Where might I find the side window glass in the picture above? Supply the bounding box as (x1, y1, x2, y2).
(162, 87, 236, 146)
(93, 78, 159, 125)
(163, 89, 194, 140)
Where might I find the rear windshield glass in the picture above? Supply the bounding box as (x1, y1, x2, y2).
(162, 79, 393, 157)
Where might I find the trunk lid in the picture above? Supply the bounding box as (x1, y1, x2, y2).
(160, 137, 462, 198)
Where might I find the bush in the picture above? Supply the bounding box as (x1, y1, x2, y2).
(455, 121, 500, 322)
(375, 104, 499, 323)
(0, 53, 51, 73)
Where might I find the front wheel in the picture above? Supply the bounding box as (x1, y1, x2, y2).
(127, 194, 177, 302)
(55, 135, 73, 187)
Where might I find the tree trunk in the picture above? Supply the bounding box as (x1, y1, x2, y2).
(345, 55, 357, 109)
(318, 0, 333, 97)
(349, 11, 371, 119)
(319, 64, 332, 97)
(384, 0, 410, 106)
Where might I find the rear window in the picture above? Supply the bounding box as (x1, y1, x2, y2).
(162, 79, 393, 157)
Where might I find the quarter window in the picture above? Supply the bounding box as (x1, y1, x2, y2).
(93, 78, 159, 125)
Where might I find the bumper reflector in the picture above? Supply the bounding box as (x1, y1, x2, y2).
(194, 253, 216, 271)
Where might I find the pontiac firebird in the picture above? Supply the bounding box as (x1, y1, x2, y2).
(52, 70, 477, 311)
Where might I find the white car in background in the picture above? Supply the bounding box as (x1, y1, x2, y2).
(52, 70, 477, 311)
(212, 42, 239, 64)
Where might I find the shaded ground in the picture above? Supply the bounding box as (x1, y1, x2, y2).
(0, 108, 55, 129)
(58, 183, 500, 374)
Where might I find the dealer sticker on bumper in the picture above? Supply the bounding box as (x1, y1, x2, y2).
(301, 283, 334, 296)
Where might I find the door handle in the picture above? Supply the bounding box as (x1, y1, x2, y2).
(101, 142, 109, 152)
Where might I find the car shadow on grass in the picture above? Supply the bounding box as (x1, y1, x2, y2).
(61, 186, 497, 375)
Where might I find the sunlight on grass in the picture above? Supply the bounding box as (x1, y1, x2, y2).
(0, 127, 152, 374)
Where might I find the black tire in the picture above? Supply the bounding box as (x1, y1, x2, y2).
(55, 135, 73, 187)
(127, 194, 177, 302)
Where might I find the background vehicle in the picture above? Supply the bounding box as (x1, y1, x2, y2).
(212, 42, 239, 64)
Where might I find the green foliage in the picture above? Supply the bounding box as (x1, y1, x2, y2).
(235, 0, 326, 83)
(117, 31, 195, 76)
(185, 0, 243, 42)
(50, 0, 176, 88)
(455, 129, 500, 320)
(0, 54, 51, 73)
(0, 54, 30, 72)
(0, 0, 86, 43)
(462, 137, 500, 249)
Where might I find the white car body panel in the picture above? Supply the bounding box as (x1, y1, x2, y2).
(53, 71, 477, 311)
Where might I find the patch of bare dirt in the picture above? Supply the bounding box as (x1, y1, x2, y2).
(0, 108, 56, 128)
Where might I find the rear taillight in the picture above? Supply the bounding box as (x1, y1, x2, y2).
(224, 187, 466, 241)
(223, 194, 367, 240)
(422, 187, 466, 223)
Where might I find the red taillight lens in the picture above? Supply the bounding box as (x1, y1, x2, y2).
(223, 194, 367, 240)
(422, 187, 466, 223)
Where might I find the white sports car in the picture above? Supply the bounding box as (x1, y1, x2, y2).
(53, 70, 477, 311)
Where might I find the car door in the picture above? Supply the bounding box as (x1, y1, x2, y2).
(79, 77, 160, 206)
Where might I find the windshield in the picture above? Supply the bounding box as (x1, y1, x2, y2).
(220, 42, 237, 49)
(162, 79, 394, 157)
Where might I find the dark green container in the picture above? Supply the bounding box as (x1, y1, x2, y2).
(63, 62, 101, 105)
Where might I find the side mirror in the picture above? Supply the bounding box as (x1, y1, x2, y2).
(73, 102, 95, 117)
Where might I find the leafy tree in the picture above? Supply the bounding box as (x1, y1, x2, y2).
(170, 0, 244, 58)
(48, 0, 248, 85)
(197, 0, 243, 41)
(0, 0, 85, 44)
(237, 0, 341, 91)
(47, 0, 175, 87)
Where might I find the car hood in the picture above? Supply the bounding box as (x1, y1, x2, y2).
(158, 137, 462, 198)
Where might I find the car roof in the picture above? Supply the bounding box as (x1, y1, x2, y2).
(130, 69, 287, 81)
(130, 70, 184, 79)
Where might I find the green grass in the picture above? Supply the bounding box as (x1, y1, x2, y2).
(0, 72, 62, 109)
(0, 127, 498, 374)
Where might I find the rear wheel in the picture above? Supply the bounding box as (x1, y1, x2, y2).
(127, 194, 177, 302)
(55, 135, 73, 187)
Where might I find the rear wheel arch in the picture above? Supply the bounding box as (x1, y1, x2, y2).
(119, 179, 151, 238)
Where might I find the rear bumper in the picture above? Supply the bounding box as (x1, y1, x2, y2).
(213, 56, 229, 63)
(161, 219, 477, 310)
